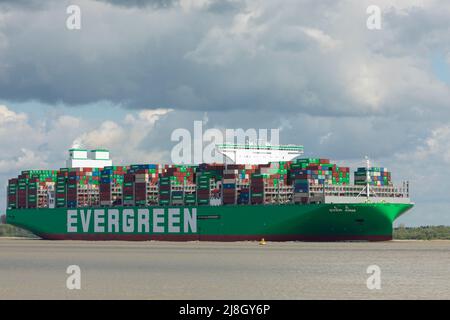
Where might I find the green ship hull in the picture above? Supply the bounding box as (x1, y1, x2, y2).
(6, 202, 413, 241)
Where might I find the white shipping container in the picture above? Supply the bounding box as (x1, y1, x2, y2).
(293, 192, 308, 197)
(224, 169, 238, 174)
(135, 174, 148, 180)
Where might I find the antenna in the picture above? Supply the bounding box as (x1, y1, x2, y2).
(365, 155, 370, 199)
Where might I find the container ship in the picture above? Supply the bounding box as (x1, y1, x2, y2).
(5, 144, 413, 241)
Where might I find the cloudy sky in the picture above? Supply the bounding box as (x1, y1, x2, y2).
(1, 0, 450, 225)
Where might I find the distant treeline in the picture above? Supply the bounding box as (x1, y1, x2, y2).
(394, 225, 450, 240)
(0, 224, 38, 238)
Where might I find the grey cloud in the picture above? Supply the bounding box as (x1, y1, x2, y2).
(369, 4, 450, 57)
(0, 0, 39, 4)
(95, 0, 178, 9)
(3, 0, 450, 119)
(97, 0, 243, 13)
(205, 0, 244, 14)
(1, 1, 449, 125)
(0, 0, 48, 10)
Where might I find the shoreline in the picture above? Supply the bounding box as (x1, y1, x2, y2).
(1, 236, 450, 242)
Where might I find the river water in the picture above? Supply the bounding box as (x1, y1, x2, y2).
(0, 239, 448, 299)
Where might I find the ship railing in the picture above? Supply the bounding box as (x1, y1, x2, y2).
(308, 182, 410, 199)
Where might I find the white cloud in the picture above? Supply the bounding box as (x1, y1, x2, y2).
(184, 4, 264, 66)
(319, 132, 332, 145)
(0, 148, 47, 174)
(179, 0, 211, 11)
(73, 108, 173, 164)
(408, 124, 450, 163)
(0, 104, 176, 214)
(55, 115, 81, 129)
(76, 121, 125, 148)
(138, 108, 174, 124)
(0, 105, 27, 124)
(300, 27, 340, 51)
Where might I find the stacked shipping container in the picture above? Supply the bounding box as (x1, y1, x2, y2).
(289, 158, 350, 203)
(7, 178, 18, 209)
(250, 173, 264, 204)
(56, 171, 67, 208)
(159, 176, 171, 206)
(354, 167, 392, 186)
(17, 174, 28, 209)
(100, 166, 126, 206)
(123, 173, 135, 206)
(27, 177, 38, 208)
(7, 158, 395, 209)
(289, 158, 350, 186)
(222, 169, 237, 205)
(196, 173, 211, 205)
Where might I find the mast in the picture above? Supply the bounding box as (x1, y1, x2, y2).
(365, 156, 370, 200)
